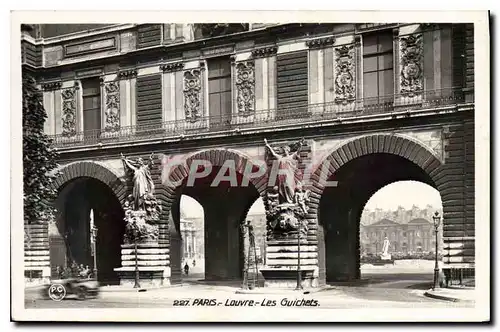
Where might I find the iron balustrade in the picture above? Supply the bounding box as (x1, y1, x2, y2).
(50, 87, 469, 148)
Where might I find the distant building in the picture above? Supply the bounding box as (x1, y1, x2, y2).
(180, 218, 199, 260)
(179, 212, 267, 264)
(361, 205, 443, 226)
(360, 218, 443, 255)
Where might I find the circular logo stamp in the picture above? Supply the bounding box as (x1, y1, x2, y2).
(48, 283, 66, 301)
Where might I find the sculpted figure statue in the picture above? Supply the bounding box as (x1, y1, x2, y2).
(266, 186, 280, 210)
(382, 237, 391, 256)
(121, 153, 155, 211)
(294, 183, 311, 215)
(264, 138, 305, 204)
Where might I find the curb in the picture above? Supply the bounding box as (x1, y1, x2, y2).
(235, 286, 335, 295)
(423, 290, 473, 303)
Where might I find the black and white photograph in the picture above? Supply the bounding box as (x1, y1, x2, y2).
(10, 11, 490, 322)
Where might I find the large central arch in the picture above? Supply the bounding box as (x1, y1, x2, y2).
(160, 148, 268, 281)
(309, 133, 446, 283)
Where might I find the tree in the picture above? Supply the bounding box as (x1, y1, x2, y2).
(23, 73, 59, 224)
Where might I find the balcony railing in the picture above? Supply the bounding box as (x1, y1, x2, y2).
(50, 87, 470, 149)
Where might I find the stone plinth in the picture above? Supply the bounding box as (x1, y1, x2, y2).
(261, 239, 319, 288)
(25, 223, 51, 284)
(114, 242, 170, 287)
(380, 253, 392, 261)
(260, 267, 316, 288)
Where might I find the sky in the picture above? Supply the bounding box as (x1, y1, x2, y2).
(180, 180, 442, 219)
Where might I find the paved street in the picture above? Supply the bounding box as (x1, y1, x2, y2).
(25, 268, 473, 309)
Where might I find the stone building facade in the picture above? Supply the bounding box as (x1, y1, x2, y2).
(360, 218, 443, 255)
(21, 22, 475, 287)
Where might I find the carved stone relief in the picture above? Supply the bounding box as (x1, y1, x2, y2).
(251, 46, 277, 59)
(42, 81, 62, 92)
(104, 81, 120, 132)
(334, 45, 356, 104)
(235, 61, 255, 116)
(160, 62, 184, 73)
(61, 87, 77, 137)
(183, 69, 202, 122)
(306, 36, 335, 49)
(117, 69, 138, 80)
(399, 33, 423, 96)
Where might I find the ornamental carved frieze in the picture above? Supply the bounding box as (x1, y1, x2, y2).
(306, 36, 335, 49)
(117, 69, 138, 80)
(61, 87, 77, 137)
(104, 81, 120, 132)
(160, 62, 184, 73)
(183, 69, 202, 122)
(334, 45, 356, 104)
(251, 46, 277, 59)
(42, 81, 62, 92)
(235, 61, 255, 116)
(399, 33, 423, 97)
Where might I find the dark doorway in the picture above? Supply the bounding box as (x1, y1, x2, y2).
(55, 177, 125, 285)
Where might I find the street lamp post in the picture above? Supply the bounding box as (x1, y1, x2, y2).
(90, 209, 98, 281)
(91, 226, 98, 280)
(432, 211, 441, 290)
(296, 226, 303, 290)
(133, 229, 141, 289)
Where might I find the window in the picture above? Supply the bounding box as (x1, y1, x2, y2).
(208, 57, 232, 127)
(276, 51, 308, 118)
(81, 78, 101, 135)
(363, 31, 394, 104)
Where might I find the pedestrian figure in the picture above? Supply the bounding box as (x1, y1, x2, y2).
(85, 265, 91, 278)
(184, 263, 190, 275)
(55, 266, 63, 279)
(192, 259, 196, 267)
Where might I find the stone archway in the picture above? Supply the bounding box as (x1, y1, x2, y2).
(160, 148, 268, 232)
(309, 133, 446, 283)
(48, 161, 128, 284)
(158, 148, 268, 281)
(309, 133, 444, 201)
(50, 160, 128, 204)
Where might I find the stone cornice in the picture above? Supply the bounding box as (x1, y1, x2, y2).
(29, 24, 335, 76)
(32, 24, 136, 46)
(306, 36, 335, 49)
(251, 46, 277, 58)
(159, 62, 184, 73)
(41, 81, 62, 91)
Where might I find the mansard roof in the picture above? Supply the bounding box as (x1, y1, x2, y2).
(368, 218, 399, 227)
(408, 218, 432, 224)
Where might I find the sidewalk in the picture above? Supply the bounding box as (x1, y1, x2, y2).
(424, 287, 476, 303)
(98, 284, 184, 292)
